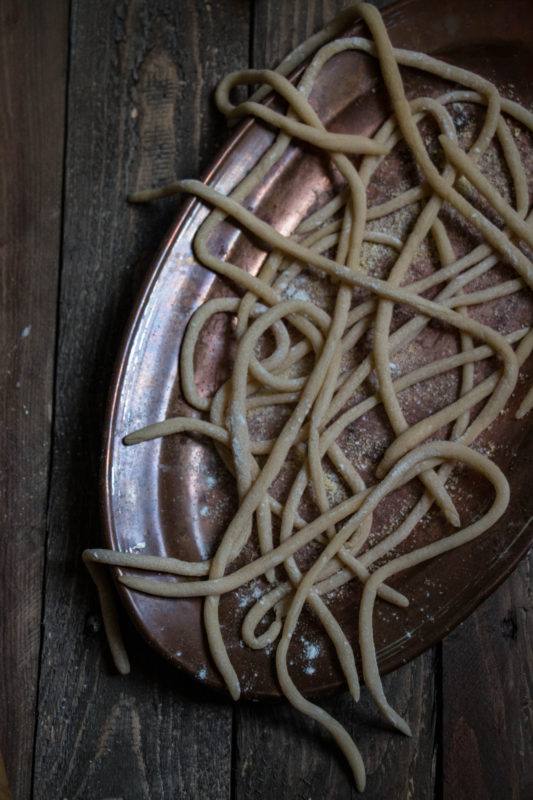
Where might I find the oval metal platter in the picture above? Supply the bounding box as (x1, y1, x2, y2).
(102, 0, 533, 699)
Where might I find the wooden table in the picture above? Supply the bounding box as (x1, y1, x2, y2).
(2, 1, 532, 797)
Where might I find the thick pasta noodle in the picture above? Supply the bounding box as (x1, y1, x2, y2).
(85, 3, 533, 791)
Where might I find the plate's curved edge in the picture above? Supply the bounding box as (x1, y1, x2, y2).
(99, 111, 259, 534)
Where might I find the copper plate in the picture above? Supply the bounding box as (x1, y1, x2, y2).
(102, 0, 533, 699)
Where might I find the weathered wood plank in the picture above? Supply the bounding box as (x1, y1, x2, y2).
(33, 1, 249, 797)
(234, 650, 437, 798)
(0, 1, 68, 797)
(252, 0, 391, 71)
(252, 0, 347, 70)
(442, 553, 533, 800)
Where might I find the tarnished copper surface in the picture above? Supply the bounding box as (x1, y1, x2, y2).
(102, 0, 533, 699)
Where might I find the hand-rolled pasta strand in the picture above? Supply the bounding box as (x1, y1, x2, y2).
(215, 69, 389, 156)
(358, 442, 510, 732)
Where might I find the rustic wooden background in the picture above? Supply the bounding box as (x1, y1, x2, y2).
(1, 1, 532, 798)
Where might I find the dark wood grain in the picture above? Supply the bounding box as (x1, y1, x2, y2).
(252, 0, 348, 70)
(0, 1, 68, 797)
(442, 553, 533, 800)
(234, 650, 437, 798)
(32, 1, 248, 797)
(252, 0, 391, 70)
